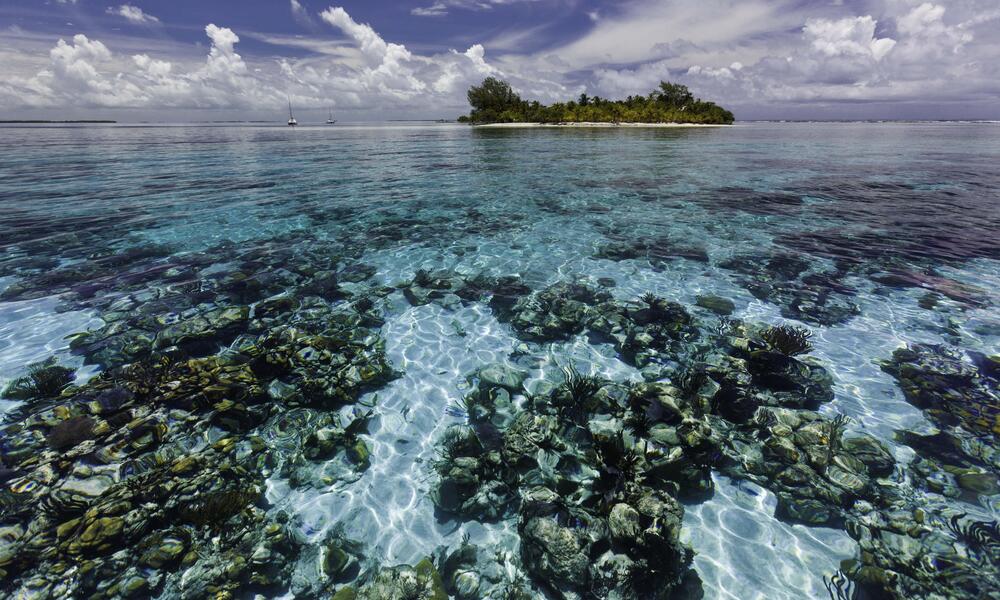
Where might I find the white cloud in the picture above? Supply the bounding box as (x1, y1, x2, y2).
(0, 6, 563, 118)
(1, 24, 274, 110)
(2, 1, 998, 119)
(893, 3, 972, 61)
(586, 0, 999, 115)
(412, 3, 449, 17)
(803, 16, 896, 61)
(290, 0, 318, 29)
(106, 4, 160, 25)
(319, 6, 425, 96)
(897, 2, 944, 35)
(546, 0, 806, 69)
(320, 7, 395, 66)
(411, 0, 539, 17)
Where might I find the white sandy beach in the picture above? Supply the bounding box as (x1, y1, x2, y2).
(473, 121, 730, 128)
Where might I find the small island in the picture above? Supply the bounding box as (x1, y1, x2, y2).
(458, 77, 734, 126)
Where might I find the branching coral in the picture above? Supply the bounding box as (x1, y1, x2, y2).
(823, 569, 858, 600)
(180, 487, 258, 530)
(761, 325, 813, 356)
(2, 358, 75, 400)
(946, 513, 1000, 556)
(561, 364, 601, 404)
(592, 430, 645, 510)
(825, 414, 851, 471)
(751, 407, 778, 439)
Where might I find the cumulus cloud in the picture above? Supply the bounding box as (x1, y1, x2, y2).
(587, 0, 999, 114)
(106, 4, 160, 25)
(19, 34, 141, 107)
(2, 1, 998, 118)
(318, 6, 425, 96)
(0, 24, 270, 109)
(0, 6, 559, 117)
(893, 3, 972, 61)
(803, 16, 895, 61)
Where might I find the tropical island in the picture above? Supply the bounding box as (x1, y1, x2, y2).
(458, 77, 734, 126)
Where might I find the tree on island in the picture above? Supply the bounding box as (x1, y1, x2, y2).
(458, 77, 734, 125)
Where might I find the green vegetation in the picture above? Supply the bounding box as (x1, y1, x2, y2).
(458, 77, 734, 125)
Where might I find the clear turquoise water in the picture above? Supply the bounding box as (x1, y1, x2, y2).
(1, 122, 998, 599)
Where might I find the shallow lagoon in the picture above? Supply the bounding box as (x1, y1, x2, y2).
(0, 122, 997, 599)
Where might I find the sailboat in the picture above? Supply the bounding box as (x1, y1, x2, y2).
(287, 97, 297, 127)
(326, 108, 336, 125)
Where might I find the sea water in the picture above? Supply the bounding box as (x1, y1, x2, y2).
(0, 122, 998, 599)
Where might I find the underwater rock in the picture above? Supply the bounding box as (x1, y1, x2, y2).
(881, 343, 998, 441)
(608, 503, 642, 541)
(499, 281, 610, 342)
(881, 343, 1000, 492)
(474, 363, 527, 394)
(843, 509, 1000, 600)
(870, 269, 990, 308)
(520, 515, 590, 597)
(594, 237, 708, 269)
(286, 526, 364, 597)
(675, 321, 835, 425)
(342, 557, 448, 600)
(46, 415, 96, 450)
(719, 253, 860, 326)
(402, 269, 466, 307)
(153, 305, 249, 351)
(0, 279, 400, 598)
(595, 236, 709, 267)
(432, 425, 515, 520)
(745, 350, 834, 410)
(720, 409, 894, 528)
(436, 540, 533, 599)
(432, 369, 700, 600)
(694, 295, 735, 316)
(588, 294, 699, 375)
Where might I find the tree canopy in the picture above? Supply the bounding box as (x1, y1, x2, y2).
(459, 79, 734, 125)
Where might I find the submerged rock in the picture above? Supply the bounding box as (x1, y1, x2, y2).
(0, 283, 399, 598)
(881, 343, 1000, 493)
(695, 295, 735, 316)
(719, 253, 860, 326)
(340, 557, 448, 600)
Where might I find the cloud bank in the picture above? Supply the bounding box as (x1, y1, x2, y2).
(0, 7, 526, 116)
(0, 1, 998, 119)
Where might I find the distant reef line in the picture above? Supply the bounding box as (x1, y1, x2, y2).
(0, 120, 117, 124)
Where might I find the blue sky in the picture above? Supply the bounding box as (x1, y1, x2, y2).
(1, 0, 998, 120)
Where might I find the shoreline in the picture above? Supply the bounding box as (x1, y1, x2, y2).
(473, 121, 730, 128)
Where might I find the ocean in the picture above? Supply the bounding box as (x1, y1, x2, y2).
(0, 122, 997, 600)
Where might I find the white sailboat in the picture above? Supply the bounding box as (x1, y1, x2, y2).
(326, 108, 336, 125)
(287, 97, 297, 127)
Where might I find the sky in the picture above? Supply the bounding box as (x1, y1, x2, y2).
(0, 0, 998, 121)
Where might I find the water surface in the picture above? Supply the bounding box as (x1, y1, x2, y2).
(1, 122, 998, 599)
